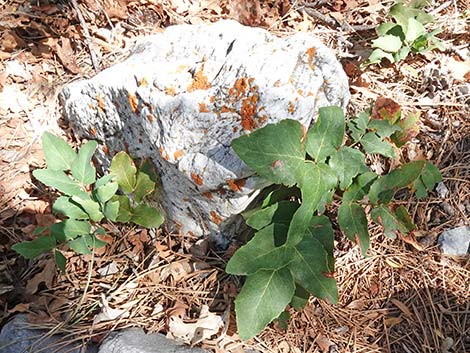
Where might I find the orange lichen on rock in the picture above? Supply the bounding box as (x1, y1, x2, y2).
(191, 172, 203, 186)
(210, 211, 223, 225)
(221, 105, 235, 113)
(306, 47, 316, 70)
(241, 93, 259, 131)
(89, 127, 96, 136)
(297, 89, 304, 96)
(199, 102, 210, 113)
(173, 150, 185, 160)
(288, 101, 296, 114)
(102, 144, 109, 155)
(138, 77, 148, 87)
(202, 192, 213, 200)
(147, 114, 154, 123)
(165, 86, 177, 96)
(210, 95, 215, 103)
(159, 147, 170, 161)
(187, 64, 211, 92)
(229, 77, 249, 99)
(128, 92, 139, 113)
(227, 178, 246, 192)
(96, 95, 105, 112)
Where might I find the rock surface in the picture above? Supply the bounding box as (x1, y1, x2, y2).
(61, 20, 350, 241)
(438, 226, 470, 256)
(98, 329, 207, 353)
(0, 314, 97, 353)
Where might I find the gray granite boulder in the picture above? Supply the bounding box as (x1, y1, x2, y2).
(98, 329, 207, 353)
(61, 20, 350, 242)
(438, 226, 470, 256)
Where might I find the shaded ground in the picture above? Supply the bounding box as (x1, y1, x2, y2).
(1, 1, 469, 352)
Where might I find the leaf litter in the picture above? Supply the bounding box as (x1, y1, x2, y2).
(0, 0, 469, 352)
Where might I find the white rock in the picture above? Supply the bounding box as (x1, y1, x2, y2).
(60, 20, 350, 242)
(438, 226, 470, 256)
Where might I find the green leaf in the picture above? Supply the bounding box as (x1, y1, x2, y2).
(71, 196, 103, 222)
(389, 3, 419, 30)
(52, 196, 89, 220)
(343, 172, 378, 202)
(394, 46, 411, 62)
(112, 195, 132, 222)
(413, 161, 442, 198)
(110, 152, 137, 194)
(276, 311, 290, 330)
(246, 201, 299, 231)
(368, 161, 426, 204)
(33, 169, 88, 198)
(338, 201, 369, 255)
(287, 162, 337, 246)
(328, 147, 368, 190)
(86, 234, 107, 249)
(377, 22, 400, 36)
(54, 250, 66, 273)
(367, 120, 402, 138)
(139, 159, 159, 183)
(71, 140, 97, 185)
(290, 285, 310, 310)
(12, 236, 56, 259)
(360, 132, 396, 158)
(103, 200, 120, 221)
(50, 219, 91, 241)
(231, 119, 306, 186)
(394, 205, 416, 231)
(391, 112, 420, 147)
(405, 18, 426, 42)
(41, 132, 77, 171)
(371, 205, 408, 239)
(226, 223, 292, 275)
(368, 48, 396, 64)
(308, 216, 335, 271)
(235, 267, 295, 340)
(68, 236, 91, 255)
(372, 35, 403, 53)
(95, 181, 119, 204)
(289, 232, 338, 304)
(134, 170, 155, 203)
(130, 204, 164, 228)
(306, 106, 345, 163)
(347, 110, 370, 142)
(261, 186, 300, 208)
(95, 174, 113, 188)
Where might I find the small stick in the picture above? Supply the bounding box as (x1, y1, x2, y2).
(70, 0, 100, 72)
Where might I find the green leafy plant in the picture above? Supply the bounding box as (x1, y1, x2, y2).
(368, 0, 444, 64)
(12, 133, 164, 272)
(226, 105, 441, 340)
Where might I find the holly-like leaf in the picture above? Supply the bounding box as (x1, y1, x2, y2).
(394, 205, 416, 231)
(338, 201, 370, 255)
(372, 35, 403, 53)
(367, 120, 402, 138)
(276, 311, 290, 330)
(95, 174, 113, 188)
(68, 234, 107, 255)
(112, 195, 132, 222)
(226, 223, 292, 275)
(231, 119, 306, 186)
(368, 48, 396, 64)
(360, 132, 396, 158)
(308, 216, 335, 271)
(287, 162, 337, 246)
(33, 169, 88, 198)
(391, 112, 421, 147)
(71, 140, 97, 185)
(371, 205, 409, 239)
(50, 219, 91, 242)
(343, 172, 378, 202)
(103, 200, 119, 222)
(12, 236, 56, 259)
(41, 132, 77, 171)
(290, 285, 310, 310)
(261, 186, 300, 208)
(130, 204, 164, 228)
(371, 97, 402, 124)
(368, 161, 427, 204)
(328, 147, 369, 190)
(306, 106, 345, 163)
(347, 111, 370, 142)
(54, 250, 66, 273)
(246, 201, 299, 231)
(235, 267, 295, 340)
(377, 22, 400, 36)
(110, 152, 137, 194)
(289, 232, 338, 304)
(71, 196, 103, 222)
(413, 161, 442, 198)
(53, 196, 88, 220)
(134, 170, 155, 203)
(95, 181, 119, 204)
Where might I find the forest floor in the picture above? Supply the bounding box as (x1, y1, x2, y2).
(0, 1, 469, 352)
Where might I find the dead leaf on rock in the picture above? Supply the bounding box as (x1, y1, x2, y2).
(167, 304, 223, 345)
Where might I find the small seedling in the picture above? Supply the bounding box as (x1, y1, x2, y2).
(227, 103, 441, 340)
(12, 133, 164, 272)
(368, 0, 444, 64)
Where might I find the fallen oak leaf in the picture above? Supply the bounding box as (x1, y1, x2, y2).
(55, 37, 81, 74)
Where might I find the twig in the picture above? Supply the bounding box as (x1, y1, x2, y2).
(70, 0, 100, 72)
(301, 5, 376, 32)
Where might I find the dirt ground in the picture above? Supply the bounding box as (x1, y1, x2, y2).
(0, 1, 469, 352)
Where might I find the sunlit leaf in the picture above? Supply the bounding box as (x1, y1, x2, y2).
(130, 204, 164, 228)
(338, 201, 369, 255)
(12, 236, 56, 259)
(110, 152, 137, 194)
(328, 147, 368, 190)
(71, 140, 97, 185)
(33, 169, 88, 198)
(41, 132, 76, 171)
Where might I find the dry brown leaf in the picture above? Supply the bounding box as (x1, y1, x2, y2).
(346, 299, 364, 310)
(160, 261, 192, 282)
(8, 302, 30, 314)
(385, 257, 403, 268)
(26, 260, 57, 295)
(315, 334, 337, 352)
(384, 316, 402, 328)
(399, 232, 425, 251)
(55, 37, 81, 74)
(167, 301, 188, 319)
(35, 213, 56, 228)
(390, 298, 413, 318)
